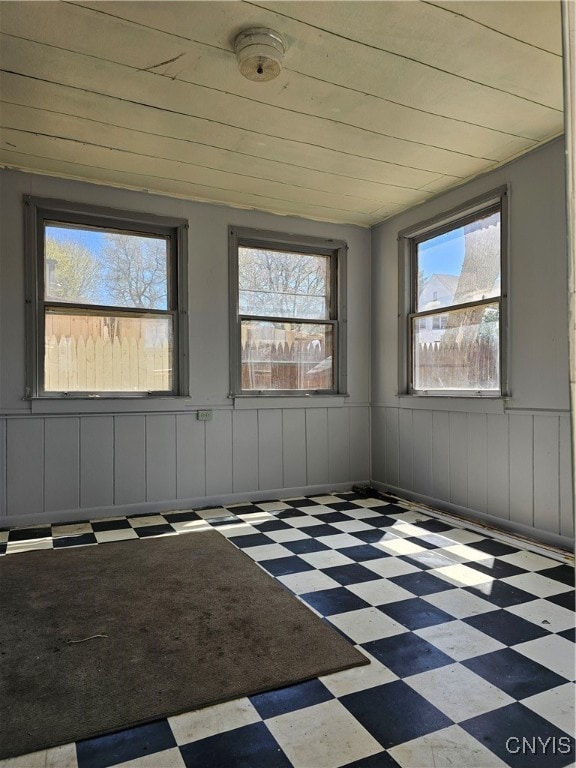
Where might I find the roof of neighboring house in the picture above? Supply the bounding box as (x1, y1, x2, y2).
(430, 274, 460, 294)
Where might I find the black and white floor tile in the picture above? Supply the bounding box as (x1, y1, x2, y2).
(1, 492, 574, 768)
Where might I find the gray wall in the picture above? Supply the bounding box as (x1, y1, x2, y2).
(371, 137, 574, 547)
(2, 139, 573, 544)
(0, 169, 371, 526)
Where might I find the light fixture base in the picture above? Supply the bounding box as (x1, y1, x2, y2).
(234, 27, 285, 82)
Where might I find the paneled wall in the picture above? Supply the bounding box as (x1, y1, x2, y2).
(371, 138, 574, 547)
(372, 406, 573, 542)
(0, 169, 371, 526)
(0, 406, 369, 526)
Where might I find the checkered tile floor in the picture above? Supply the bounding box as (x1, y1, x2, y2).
(1, 492, 574, 768)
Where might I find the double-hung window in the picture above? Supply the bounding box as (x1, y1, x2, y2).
(25, 197, 188, 398)
(399, 188, 508, 396)
(229, 227, 347, 395)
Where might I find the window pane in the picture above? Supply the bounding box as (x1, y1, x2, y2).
(241, 320, 333, 390)
(238, 247, 329, 319)
(45, 224, 169, 309)
(44, 312, 173, 392)
(417, 211, 500, 311)
(412, 303, 499, 391)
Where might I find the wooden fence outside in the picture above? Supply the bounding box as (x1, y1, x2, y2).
(241, 339, 332, 390)
(44, 335, 172, 392)
(414, 338, 498, 390)
(43, 327, 496, 394)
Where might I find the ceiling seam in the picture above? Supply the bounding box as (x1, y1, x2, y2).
(0, 151, 377, 223)
(244, 0, 562, 111)
(68, 0, 562, 112)
(0, 69, 478, 177)
(1, 126, 424, 207)
(0, 65, 502, 166)
(0, 37, 510, 162)
(421, 0, 561, 57)
(1, 99, 450, 192)
(278, 68, 540, 143)
(57, 3, 561, 130)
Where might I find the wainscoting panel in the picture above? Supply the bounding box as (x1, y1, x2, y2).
(467, 413, 488, 515)
(45, 417, 80, 513)
(205, 410, 233, 497)
(349, 406, 370, 483)
(449, 412, 468, 509)
(282, 409, 307, 490)
(328, 407, 350, 485)
(146, 414, 177, 503)
(305, 408, 329, 486)
(372, 406, 574, 541)
(80, 416, 114, 509)
(0, 406, 370, 526)
(384, 407, 399, 487)
(431, 411, 450, 501)
(232, 410, 259, 494)
(175, 414, 206, 500)
(509, 414, 535, 528)
(559, 416, 574, 539)
(258, 409, 283, 492)
(486, 413, 510, 521)
(412, 410, 432, 498)
(6, 418, 44, 518)
(533, 415, 561, 534)
(114, 415, 146, 506)
(398, 409, 413, 491)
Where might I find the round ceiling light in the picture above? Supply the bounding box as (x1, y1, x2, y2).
(234, 27, 285, 82)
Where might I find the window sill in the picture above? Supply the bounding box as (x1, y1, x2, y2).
(395, 394, 507, 413)
(29, 396, 200, 415)
(232, 394, 348, 409)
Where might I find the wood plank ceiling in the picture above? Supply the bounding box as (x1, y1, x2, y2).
(0, 1, 564, 226)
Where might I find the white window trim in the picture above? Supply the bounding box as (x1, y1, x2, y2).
(397, 186, 510, 398)
(24, 196, 189, 400)
(228, 226, 348, 398)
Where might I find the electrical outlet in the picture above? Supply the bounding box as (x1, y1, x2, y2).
(197, 410, 213, 421)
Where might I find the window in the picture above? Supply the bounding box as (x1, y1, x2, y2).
(229, 227, 347, 395)
(399, 188, 508, 396)
(25, 197, 188, 397)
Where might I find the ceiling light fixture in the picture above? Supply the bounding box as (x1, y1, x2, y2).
(234, 27, 285, 82)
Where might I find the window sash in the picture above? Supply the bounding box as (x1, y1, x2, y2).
(43, 222, 173, 311)
(409, 301, 501, 394)
(238, 247, 331, 321)
(410, 204, 501, 316)
(229, 227, 345, 396)
(410, 295, 500, 320)
(42, 307, 177, 395)
(398, 188, 508, 398)
(239, 319, 336, 393)
(25, 196, 188, 398)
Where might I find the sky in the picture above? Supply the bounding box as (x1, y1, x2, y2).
(418, 227, 466, 280)
(418, 211, 501, 281)
(46, 224, 106, 254)
(45, 224, 169, 309)
(46, 221, 485, 291)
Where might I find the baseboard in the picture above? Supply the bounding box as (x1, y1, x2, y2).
(0, 481, 371, 529)
(372, 481, 575, 558)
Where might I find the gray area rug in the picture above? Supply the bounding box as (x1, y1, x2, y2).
(0, 530, 367, 759)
